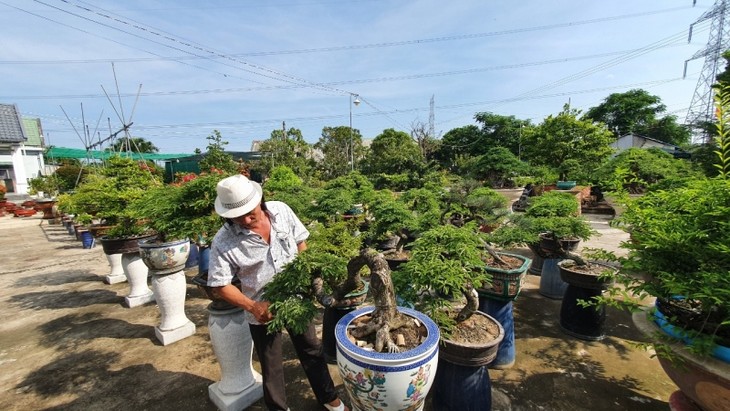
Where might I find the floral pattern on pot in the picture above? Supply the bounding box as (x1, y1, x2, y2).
(139, 238, 191, 275)
(335, 306, 439, 411)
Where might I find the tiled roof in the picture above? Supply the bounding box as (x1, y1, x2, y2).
(0, 104, 27, 143)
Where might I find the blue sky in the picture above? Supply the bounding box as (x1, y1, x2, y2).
(0, 0, 717, 154)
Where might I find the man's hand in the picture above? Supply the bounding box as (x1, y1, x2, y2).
(250, 300, 273, 323)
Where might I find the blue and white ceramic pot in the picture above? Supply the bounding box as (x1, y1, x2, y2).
(335, 306, 439, 411)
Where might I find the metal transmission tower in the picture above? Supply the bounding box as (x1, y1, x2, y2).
(685, 0, 730, 143)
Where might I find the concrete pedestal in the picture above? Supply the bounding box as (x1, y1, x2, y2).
(121, 253, 154, 308)
(151, 270, 196, 345)
(208, 306, 263, 411)
(104, 253, 126, 284)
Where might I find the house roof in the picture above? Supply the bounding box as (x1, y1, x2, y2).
(0, 104, 27, 143)
(22, 118, 43, 146)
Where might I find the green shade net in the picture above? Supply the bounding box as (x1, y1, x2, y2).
(45, 146, 191, 161)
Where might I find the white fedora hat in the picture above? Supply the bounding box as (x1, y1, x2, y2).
(214, 174, 263, 218)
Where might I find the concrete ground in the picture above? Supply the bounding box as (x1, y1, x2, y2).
(0, 211, 677, 411)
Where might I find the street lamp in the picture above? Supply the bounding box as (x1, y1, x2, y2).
(349, 94, 360, 171)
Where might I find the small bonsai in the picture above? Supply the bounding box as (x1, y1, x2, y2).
(487, 191, 595, 251)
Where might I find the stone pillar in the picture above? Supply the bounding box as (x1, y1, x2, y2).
(150, 270, 196, 345)
(207, 306, 263, 411)
(121, 253, 154, 308)
(104, 253, 126, 284)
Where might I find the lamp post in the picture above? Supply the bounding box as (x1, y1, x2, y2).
(349, 94, 360, 171)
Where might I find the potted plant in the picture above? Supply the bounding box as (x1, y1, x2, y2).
(590, 85, 730, 410)
(263, 220, 440, 411)
(394, 223, 505, 410)
(487, 190, 596, 298)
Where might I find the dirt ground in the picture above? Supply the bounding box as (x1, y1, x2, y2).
(0, 212, 677, 411)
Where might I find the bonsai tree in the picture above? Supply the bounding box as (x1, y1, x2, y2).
(487, 190, 595, 250)
(440, 179, 510, 229)
(592, 83, 730, 360)
(128, 171, 230, 244)
(262, 221, 364, 335)
(68, 155, 161, 238)
(394, 223, 493, 336)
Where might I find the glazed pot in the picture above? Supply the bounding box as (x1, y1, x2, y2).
(99, 233, 156, 255)
(138, 238, 191, 275)
(478, 252, 532, 301)
(335, 306, 440, 411)
(632, 309, 730, 411)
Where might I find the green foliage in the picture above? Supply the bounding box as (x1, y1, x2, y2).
(263, 222, 361, 334)
(470, 147, 529, 188)
(257, 127, 314, 179)
(522, 105, 615, 181)
(68, 156, 161, 237)
(713, 82, 730, 179)
(595, 148, 697, 194)
(395, 224, 491, 334)
(53, 164, 87, 192)
(525, 191, 580, 217)
(310, 172, 376, 222)
(264, 166, 303, 192)
(110, 137, 159, 153)
(486, 191, 595, 247)
(361, 128, 427, 190)
(198, 130, 238, 174)
(595, 178, 730, 353)
(315, 126, 364, 179)
(129, 172, 228, 243)
(28, 174, 62, 197)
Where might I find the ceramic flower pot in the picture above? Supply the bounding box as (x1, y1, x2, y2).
(335, 306, 440, 411)
(478, 252, 532, 301)
(100, 233, 156, 255)
(632, 309, 730, 411)
(139, 238, 191, 275)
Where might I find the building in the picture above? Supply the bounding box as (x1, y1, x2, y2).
(0, 104, 46, 195)
(612, 133, 690, 158)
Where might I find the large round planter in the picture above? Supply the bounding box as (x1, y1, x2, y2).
(632, 309, 730, 411)
(538, 233, 580, 258)
(100, 233, 156, 255)
(527, 243, 546, 275)
(36, 199, 56, 219)
(557, 260, 616, 291)
(539, 258, 568, 299)
(89, 224, 115, 239)
(335, 306, 440, 411)
(139, 238, 191, 275)
(438, 311, 505, 367)
(478, 252, 532, 301)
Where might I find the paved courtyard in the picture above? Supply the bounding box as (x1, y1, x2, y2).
(0, 211, 677, 410)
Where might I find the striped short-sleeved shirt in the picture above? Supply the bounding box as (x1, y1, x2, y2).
(207, 201, 309, 324)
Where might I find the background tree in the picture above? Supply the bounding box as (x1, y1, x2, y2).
(314, 126, 362, 180)
(110, 137, 159, 153)
(584, 89, 689, 145)
(473, 112, 530, 157)
(410, 120, 441, 162)
(467, 147, 529, 188)
(434, 125, 481, 172)
(522, 104, 614, 181)
(198, 130, 238, 174)
(258, 127, 314, 180)
(361, 128, 427, 190)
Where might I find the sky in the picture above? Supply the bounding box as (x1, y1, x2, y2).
(0, 0, 720, 155)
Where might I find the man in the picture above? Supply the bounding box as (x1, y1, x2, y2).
(207, 174, 348, 411)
